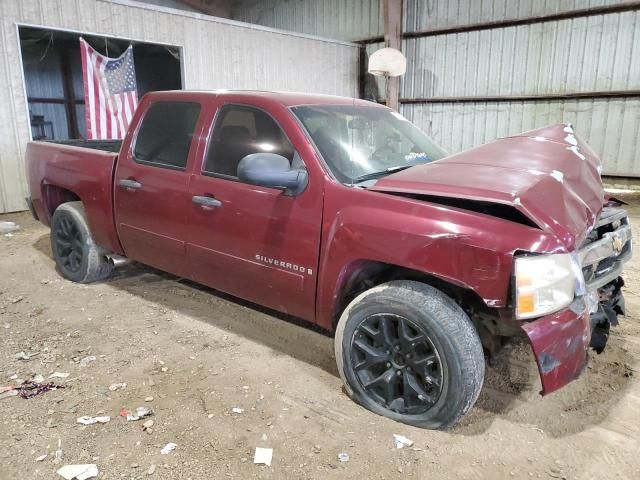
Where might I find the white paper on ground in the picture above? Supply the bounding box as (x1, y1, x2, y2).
(254, 447, 273, 466)
(56, 464, 98, 480)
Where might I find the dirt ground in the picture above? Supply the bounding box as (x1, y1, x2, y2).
(1, 196, 639, 480)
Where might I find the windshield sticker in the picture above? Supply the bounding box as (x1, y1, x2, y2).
(404, 152, 431, 162)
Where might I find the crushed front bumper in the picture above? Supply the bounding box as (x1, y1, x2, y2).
(523, 206, 631, 395)
(522, 300, 591, 395)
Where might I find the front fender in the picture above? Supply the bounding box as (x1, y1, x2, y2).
(315, 183, 564, 330)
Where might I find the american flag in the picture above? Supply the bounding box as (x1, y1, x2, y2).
(80, 38, 138, 140)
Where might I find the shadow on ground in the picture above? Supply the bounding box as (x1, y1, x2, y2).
(32, 232, 636, 438)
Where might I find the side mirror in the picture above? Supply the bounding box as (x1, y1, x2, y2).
(237, 153, 308, 195)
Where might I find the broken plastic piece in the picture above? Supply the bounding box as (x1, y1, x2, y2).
(15, 351, 39, 360)
(231, 407, 244, 414)
(160, 442, 177, 455)
(56, 464, 98, 480)
(253, 447, 273, 466)
(79, 356, 96, 367)
(0, 221, 20, 234)
(120, 406, 154, 421)
(338, 452, 350, 462)
(392, 434, 414, 449)
(77, 416, 110, 425)
(108, 382, 127, 391)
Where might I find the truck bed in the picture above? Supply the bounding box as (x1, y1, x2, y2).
(26, 140, 122, 254)
(42, 139, 122, 153)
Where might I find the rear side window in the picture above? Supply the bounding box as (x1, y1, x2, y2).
(204, 105, 295, 177)
(133, 101, 201, 169)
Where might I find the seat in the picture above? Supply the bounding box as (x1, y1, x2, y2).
(210, 125, 252, 176)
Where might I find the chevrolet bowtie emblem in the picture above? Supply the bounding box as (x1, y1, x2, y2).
(612, 234, 623, 254)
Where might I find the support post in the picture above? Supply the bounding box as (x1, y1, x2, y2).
(383, 0, 402, 111)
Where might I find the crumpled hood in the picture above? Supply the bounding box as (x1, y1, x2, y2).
(370, 124, 604, 250)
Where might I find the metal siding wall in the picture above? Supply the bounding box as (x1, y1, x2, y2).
(401, 6, 640, 177)
(0, 0, 359, 213)
(403, 0, 632, 31)
(231, 0, 384, 41)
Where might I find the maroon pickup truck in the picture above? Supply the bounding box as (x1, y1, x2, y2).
(26, 90, 631, 429)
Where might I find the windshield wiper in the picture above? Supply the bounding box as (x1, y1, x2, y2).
(353, 165, 412, 184)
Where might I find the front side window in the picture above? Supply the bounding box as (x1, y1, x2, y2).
(292, 105, 447, 184)
(133, 101, 201, 169)
(204, 105, 297, 177)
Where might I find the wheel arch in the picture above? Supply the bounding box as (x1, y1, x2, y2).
(329, 259, 510, 352)
(41, 184, 81, 222)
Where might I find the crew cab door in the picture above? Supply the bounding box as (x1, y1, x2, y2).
(115, 99, 204, 277)
(187, 103, 323, 321)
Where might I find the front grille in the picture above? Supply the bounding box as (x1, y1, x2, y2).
(579, 207, 632, 290)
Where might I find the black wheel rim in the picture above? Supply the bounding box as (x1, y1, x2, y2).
(350, 313, 444, 415)
(54, 216, 83, 273)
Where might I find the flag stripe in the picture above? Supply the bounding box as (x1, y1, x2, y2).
(80, 38, 138, 140)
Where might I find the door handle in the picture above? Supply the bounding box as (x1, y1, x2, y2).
(118, 179, 142, 190)
(192, 195, 222, 208)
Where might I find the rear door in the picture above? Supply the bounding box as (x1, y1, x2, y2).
(114, 99, 204, 277)
(186, 102, 323, 321)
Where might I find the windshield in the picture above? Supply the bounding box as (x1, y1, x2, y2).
(292, 105, 448, 184)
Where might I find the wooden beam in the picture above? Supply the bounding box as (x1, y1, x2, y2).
(59, 48, 80, 139)
(383, 0, 402, 111)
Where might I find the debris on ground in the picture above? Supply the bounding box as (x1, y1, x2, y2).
(35, 454, 47, 462)
(338, 452, 350, 462)
(10, 296, 24, 304)
(77, 416, 110, 425)
(50, 372, 70, 379)
(144, 396, 154, 402)
(253, 447, 273, 466)
(54, 439, 64, 464)
(108, 382, 127, 391)
(392, 434, 414, 449)
(19, 379, 66, 399)
(0, 221, 20, 234)
(56, 463, 99, 480)
(141, 419, 154, 434)
(231, 407, 244, 414)
(79, 356, 96, 367)
(160, 442, 177, 455)
(0, 385, 17, 394)
(15, 350, 38, 360)
(120, 406, 154, 421)
(147, 464, 156, 475)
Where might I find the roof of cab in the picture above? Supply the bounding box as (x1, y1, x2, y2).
(151, 89, 382, 108)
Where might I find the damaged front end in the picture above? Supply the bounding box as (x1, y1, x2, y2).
(523, 204, 632, 395)
(580, 205, 632, 351)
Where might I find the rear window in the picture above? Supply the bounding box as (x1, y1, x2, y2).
(133, 101, 201, 169)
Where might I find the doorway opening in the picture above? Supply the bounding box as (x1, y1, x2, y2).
(18, 25, 183, 141)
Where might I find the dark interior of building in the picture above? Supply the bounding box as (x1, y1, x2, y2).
(19, 26, 183, 141)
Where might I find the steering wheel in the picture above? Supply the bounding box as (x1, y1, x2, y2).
(369, 145, 394, 162)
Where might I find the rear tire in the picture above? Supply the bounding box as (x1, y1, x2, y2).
(334, 280, 485, 430)
(50, 202, 114, 283)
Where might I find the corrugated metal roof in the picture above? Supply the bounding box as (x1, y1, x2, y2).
(231, 0, 384, 41)
(403, 0, 633, 32)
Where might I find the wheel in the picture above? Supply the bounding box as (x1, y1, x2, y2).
(334, 280, 485, 429)
(50, 202, 114, 283)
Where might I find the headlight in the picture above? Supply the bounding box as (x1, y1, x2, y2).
(514, 253, 583, 320)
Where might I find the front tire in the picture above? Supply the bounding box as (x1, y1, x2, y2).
(334, 280, 485, 429)
(50, 202, 113, 283)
